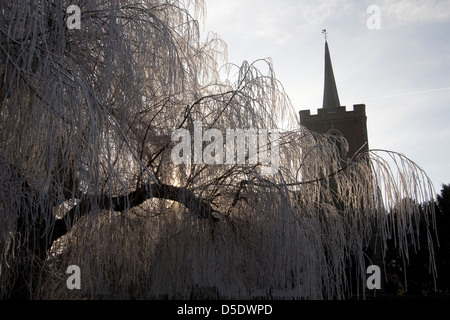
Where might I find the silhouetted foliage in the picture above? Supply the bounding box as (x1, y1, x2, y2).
(385, 184, 450, 297)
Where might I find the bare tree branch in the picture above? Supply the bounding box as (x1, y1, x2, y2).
(51, 182, 218, 248)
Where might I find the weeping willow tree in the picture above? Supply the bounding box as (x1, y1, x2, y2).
(0, 0, 437, 299)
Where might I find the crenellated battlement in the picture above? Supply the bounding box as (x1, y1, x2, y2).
(299, 104, 366, 123)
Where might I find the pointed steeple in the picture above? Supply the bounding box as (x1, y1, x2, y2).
(322, 39, 341, 112)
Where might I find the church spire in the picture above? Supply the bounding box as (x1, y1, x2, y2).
(322, 31, 340, 112)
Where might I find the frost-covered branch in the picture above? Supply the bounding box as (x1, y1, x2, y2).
(51, 182, 218, 247)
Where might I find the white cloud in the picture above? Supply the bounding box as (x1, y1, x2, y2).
(204, 0, 354, 42)
(380, 0, 450, 26)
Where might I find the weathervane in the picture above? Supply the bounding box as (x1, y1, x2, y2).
(322, 29, 328, 42)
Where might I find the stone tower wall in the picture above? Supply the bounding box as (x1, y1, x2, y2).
(299, 104, 369, 159)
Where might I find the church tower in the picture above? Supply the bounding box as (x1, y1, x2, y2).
(299, 35, 383, 296)
(299, 35, 369, 160)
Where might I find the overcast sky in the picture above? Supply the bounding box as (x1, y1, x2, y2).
(198, 0, 450, 195)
